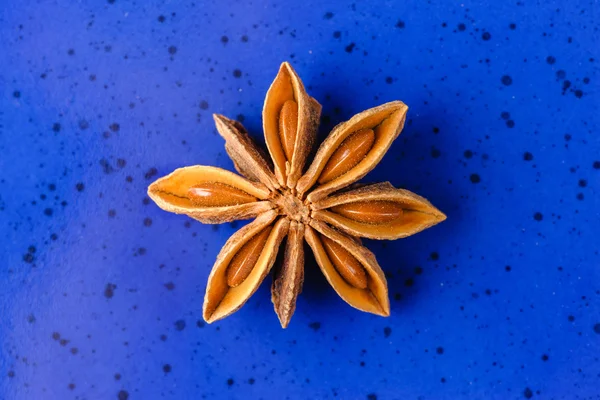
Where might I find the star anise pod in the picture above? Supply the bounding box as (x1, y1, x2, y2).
(147, 62, 446, 328)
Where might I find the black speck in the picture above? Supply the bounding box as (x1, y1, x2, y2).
(200, 100, 209, 110)
(436, 347, 444, 354)
(464, 150, 473, 159)
(144, 167, 158, 180)
(533, 212, 543, 221)
(430, 252, 439, 261)
(578, 179, 587, 187)
(164, 282, 175, 290)
(574, 89, 583, 98)
(383, 327, 392, 338)
(233, 69, 242, 78)
(482, 31, 491, 41)
(568, 315, 575, 322)
(431, 148, 441, 158)
(593, 323, 600, 334)
(158, 15, 165, 23)
(333, 31, 341, 39)
(13, 90, 21, 98)
(196, 320, 205, 328)
(556, 70, 566, 79)
(109, 123, 120, 132)
(501, 111, 510, 120)
(138, 247, 146, 255)
(309, 322, 321, 331)
(457, 23, 466, 31)
(76, 182, 85, 192)
(395, 20, 405, 29)
(470, 174, 481, 184)
(104, 283, 116, 299)
(248, 378, 255, 384)
(509, 23, 516, 30)
(174, 319, 186, 331)
(44, 208, 53, 216)
(505, 266, 512, 272)
(546, 56, 556, 65)
(523, 387, 533, 399)
(323, 12, 334, 19)
(541, 354, 549, 361)
(23, 253, 34, 263)
(501, 75, 513, 86)
(506, 120, 515, 128)
(345, 43, 356, 53)
(385, 77, 393, 84)
(118, 390, 129, 400)
(241, 35, 248, 42)
(168, 46, 177, 55)
(52, 332, 60, 340)
(163, 364, 172, 373)
(52, 123, 61, 132)
(7, 371, 15, 378)
(523, 152, 533, 161)
(108, 209, 116, 218)
(593, 161, 600, 169)
(27, 314, 36, 323)
(143, 217, 152, 227)
(221, 36, 229, 44)
(576, 193, 584, 200)
(227, 378, 234, 386)
(367, 394, 378, 400)
(67, 48, 75, 56)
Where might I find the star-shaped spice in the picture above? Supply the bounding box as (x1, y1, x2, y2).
(148, 62, 446, 328)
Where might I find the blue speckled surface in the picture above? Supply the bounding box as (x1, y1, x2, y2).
(1, 1, 599, 399)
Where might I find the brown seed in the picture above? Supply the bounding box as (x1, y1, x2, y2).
(188, 182, 256, 207)
(320, 235, 368, 289)
(330, 201, 404, 224)
(226, 226, 273, 287)
(318, 128, 375, 184)
(278, 100, 298, 161)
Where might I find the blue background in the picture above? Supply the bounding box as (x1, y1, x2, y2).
(1, 1, 599, 399)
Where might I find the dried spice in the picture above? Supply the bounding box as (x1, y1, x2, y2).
(148, 62, 446, 328)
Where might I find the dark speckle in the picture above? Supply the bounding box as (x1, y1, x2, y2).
(395, 20, 405, 29)
(67, 48, 75, 56)
(323, 12, 334, 19)
(523, 387, 533, 399)
(233, 69, 242, 78)
(574, 89, 583, 98)
(163, 364, 172, 373)
(556, 70, 566, 79)
(309, 322, 321, 331)
(385, 77, 393, 84)
(108, 209, 116, 218)
(469, 174, 481, 184)
(457, 23, 466, 31)
(578, 179, 587, 187)
(383, 327, 392, 338)
(174, 319, 186, 331)
(227, 378, 234, 386)
(7, 371, 15, 378)
(568, 315, 575, 322)
(75, 182, 85, 192)
(248, 378, 255, 384)
(221, 36, 229, 44)
(367, 394, 378, 400)
(333, 31, 341, 39)
(509, 23, 517, 30)
(144, 167, 158, 180)
(501, 75, 513, 86)
(52, 123, 61, 132)
(546, 56, 556, 65)
(464, 150, 473, 159)
(241, 35, 248, 42)
(164, 282, 175, 290)
(436, 347, 444, 354)
(157, 15, 165, 23)
(196, 320, 205, 328)
(13, 90, 21, 98)
(593, 161, 600, 169)
(481, 31, 491, 41)
(109, 123, 120, 132)
(200, 100, 209, 110)
(44, 208, 53, 216)
(523, 152, 533, 161)
(593, 323, 600, 334)
(541, 354, 549, 361)
(168, 46, 177, 55)
(430, 252, 439, 261)
(533, 212, 543, 221)
(118, 390, 129, 400)
(345, 43, 356, 53)
(104, 283, 116, 299)
(143, 217, 152, 227)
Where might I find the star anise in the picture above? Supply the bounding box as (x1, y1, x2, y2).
(147, 62, 446, 328)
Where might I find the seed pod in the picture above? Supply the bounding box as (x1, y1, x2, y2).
(278, 100, 298, 161)
(320, 235, 368, 289)
(226, 226, 273, 287)
(318, 129, 375, 184)
(189, 182, 257, 207)
(330, 200, 404, 224)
